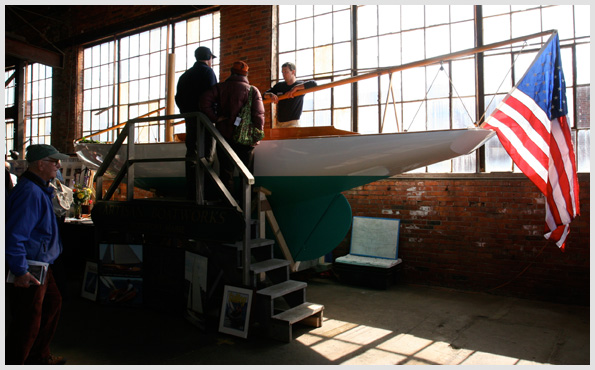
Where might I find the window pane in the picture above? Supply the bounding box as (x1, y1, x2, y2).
(427, 98, 450, 130)
(577, 129, 590, 172)
(333, 42, 351, 72)
(453, 97, 476, 128)
(380, 72, 402, 103)
(314, 13, 332, 46)
(314, 45, 333, 76)
(576, 43, 589, 85)
(314, 109, 331, 126)
(451, 58, 475, 97)
(451, 5, 473, 22)
(403, 101, 426, 132)
(483, 15, 510, 45)
(378, 5, 400, 34)
(485, 136, 512, 172)
(511, 9, 541, 39)
(452, 152, 476, 173)
(296, 18, 313, 49)
(314, 5, 332, 16)
(129, 34, 140, 57)
(574, 5, 590, 38)
(379, 34, 400, 67)
(279, 22, 296, 53)
(542, 5, 574, 40)
(333, 83, 351, 108)
(484, 54, 512, 94)
(401, 29, 424, 64)
(402, 68, 425, 101)
(334, 108, 351, 131)
(427, 159, 451, 173)
(357, 38, 378, 70)
(426, 64, 449, 99)
(358, 77, 378, 105)
(358, 105, 379, 134)
(333, 9, 351, 43)
(426, 25, 450, 58)
(279, 5, 296, 23)
(357, 6, 377, 39)
(296, 50, 314, 77)
(576, 86, 590, 129)
(296, 5, 313, 19)
(314, 85, 331, 110)
(426, 5, 449, 26)
(451, 21, 474, 52)
(401, 5, 424, 30)
(483, 5, 510, 17)
(174, 21, 187, 47)
(200, 14, 213, 41)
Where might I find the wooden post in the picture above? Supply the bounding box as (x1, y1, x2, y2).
(165, 53, 176, 142)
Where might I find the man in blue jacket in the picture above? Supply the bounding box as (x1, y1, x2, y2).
(5, 144, 69, 365)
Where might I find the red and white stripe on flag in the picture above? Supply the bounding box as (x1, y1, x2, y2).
(483, 33, 580, 250)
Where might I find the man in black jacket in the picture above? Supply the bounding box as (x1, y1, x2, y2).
(175, 46, 218, 201)
(264, 62, 317, 128)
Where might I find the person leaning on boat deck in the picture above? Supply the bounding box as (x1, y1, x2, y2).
(199, 61, 265, 198)
(263, 62, 317, 128)
(175, 46, 218, 201)
(5, 144, 69, 365)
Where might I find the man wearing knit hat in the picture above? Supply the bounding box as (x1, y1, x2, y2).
(200, 61, 265, 198)
(5, 144, 69, 365)
(175, 46, 218, 201)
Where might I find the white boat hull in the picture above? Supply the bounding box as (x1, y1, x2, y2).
(76, 127, 495, 261)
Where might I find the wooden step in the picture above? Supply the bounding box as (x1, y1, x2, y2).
(256, 280, 307, 299)
(249, 258, 290, 274)
(224, 238, 275, 250)
(269, 302, 324, 342)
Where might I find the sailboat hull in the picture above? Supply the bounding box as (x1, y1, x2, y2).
(75, 127, 495, 260)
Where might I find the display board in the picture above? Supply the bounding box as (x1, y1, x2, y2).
(349, 216, 400, 259)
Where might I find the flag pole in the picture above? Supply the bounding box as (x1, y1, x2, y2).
(264, 29, 557, 104)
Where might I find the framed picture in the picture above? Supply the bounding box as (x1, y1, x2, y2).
(218, 285, 253, 339)
(81, 261, 98, 301)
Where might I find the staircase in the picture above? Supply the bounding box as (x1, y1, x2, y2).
(224, 191, 324, 342)
(91, 112, 324, 342)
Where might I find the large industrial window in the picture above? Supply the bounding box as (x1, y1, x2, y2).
(5, 69, 16, 156)
(274, 5, 590, 174)
(4, 63, 53, 155)
(81, 12, 220, 143)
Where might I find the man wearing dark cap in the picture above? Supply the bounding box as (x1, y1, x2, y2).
(5, 144, 69, 365)
(175, 46, 218, 201)
(200, 61, 265, 198)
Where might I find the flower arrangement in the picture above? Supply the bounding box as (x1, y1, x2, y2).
(72, 184, 94, 205)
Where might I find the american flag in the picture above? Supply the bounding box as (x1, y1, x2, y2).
(483, 32, 580, 250)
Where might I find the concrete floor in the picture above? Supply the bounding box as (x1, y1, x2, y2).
(50, 275, 589, 366)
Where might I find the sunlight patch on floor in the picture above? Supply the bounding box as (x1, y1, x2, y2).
(294, 318, 550, 365)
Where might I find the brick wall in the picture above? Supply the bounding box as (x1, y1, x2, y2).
(220, 6, 274, 128)
(341, 173, 590, 305)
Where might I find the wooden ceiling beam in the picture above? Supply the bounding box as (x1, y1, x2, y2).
(5, 37, 63, 68)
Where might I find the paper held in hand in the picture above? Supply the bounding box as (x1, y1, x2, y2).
(6, 260, 49, 285)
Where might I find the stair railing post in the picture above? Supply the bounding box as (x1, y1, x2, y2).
(195, 113, 205, 205)
(242, 176, 251, 286)
(126, 121, 135, 201)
